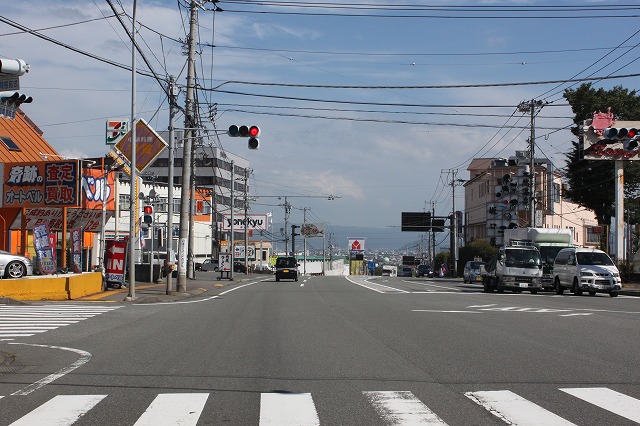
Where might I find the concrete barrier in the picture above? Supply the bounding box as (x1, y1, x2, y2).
(0, 272, 103, 301)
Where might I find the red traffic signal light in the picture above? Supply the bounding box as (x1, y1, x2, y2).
(228, 125, 260, 137)
(143, 205, 153, 224)
(228, 125, 260, 149)
(603, 127, 639, 140)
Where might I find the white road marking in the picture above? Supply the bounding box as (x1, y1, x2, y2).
(466, 390, 577, 426)
(412, 310, 481, 313)
(9, 343, 92, 396)
(468, 304, 498, 308)
(8, 394, 106, 426)
(561, 387, 640, 423)
(260, 392, 320, 425)
(559, 313, 593, 317)
(134, 393, 209, 426)
(363, 390, 448, 425)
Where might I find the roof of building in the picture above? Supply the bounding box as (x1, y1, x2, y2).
(0, 111, 58, 163)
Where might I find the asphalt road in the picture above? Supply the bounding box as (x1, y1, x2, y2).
(0, 275, 639, 425)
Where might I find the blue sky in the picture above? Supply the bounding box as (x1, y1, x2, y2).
(1, 1, 639, 248)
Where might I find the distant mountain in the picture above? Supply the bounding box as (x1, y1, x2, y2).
(271, 223, 429, 252)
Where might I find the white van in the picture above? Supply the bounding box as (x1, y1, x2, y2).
(553, 248, 621, 297)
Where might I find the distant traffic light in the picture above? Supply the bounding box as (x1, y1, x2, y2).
(0, 91, 33, 107)
(228, 125, 260, 149)
(143, 205, 154, 224)
(0, 91, 32, 119)
(603, 127, 639, 141)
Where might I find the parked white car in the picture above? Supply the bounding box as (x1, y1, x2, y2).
(553, 247, 621, 297)
(0, 250, 33, 278)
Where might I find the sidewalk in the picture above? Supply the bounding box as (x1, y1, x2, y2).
(76, 272, 262, 303)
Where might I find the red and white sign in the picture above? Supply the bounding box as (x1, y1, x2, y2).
(349, 238, 365, 252)
(105, 240, 127, 284)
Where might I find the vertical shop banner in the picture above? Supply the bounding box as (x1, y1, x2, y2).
(71, 228, 82, 273)
(105, 240, 127, 284)
(33, 223, 56, 274)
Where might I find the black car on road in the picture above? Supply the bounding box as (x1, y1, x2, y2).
(275, 256, 298, 282)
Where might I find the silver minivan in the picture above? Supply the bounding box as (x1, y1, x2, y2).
(553, 247, 621, 297)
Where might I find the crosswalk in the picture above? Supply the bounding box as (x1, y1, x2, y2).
(0, 304, 121, 340)
(1, 387, 638, 425)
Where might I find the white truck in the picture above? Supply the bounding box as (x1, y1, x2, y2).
(481, 239, 543, 294)
(503, 228, 574, 290)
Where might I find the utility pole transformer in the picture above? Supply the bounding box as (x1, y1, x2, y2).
(177, 0, 198, 293)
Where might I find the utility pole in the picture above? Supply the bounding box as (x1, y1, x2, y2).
(244, 168, 249, 273)
(165, 75, 177, 294)
(127, 0, 138, 301)
(230, 160, 235, 280)
(302, 207, 309, 276)
(518, 99, 546, 227)
(177, 0, 198, 293)
(432, 201, 436, 268)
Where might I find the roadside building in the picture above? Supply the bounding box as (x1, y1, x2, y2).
(463, 152, 599, 248)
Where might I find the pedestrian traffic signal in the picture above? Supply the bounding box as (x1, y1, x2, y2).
(228, 125, 260, 149)
(143, 205, 153, 224)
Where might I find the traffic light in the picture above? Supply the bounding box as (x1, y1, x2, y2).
(228, 125, 260, 150)
(0, 91, 33, 107)
(625, 139, 639, 151)
(602, 127, 639, 141)
(0, 91, 32, 119)
(143, 205, 153, 224)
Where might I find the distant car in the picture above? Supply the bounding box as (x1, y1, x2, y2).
(275, 256, 298, 281)
(234, 261, 247, 273)
(463, 260, 485, 283)
(0, 250, 33, 278)
(398, 267, 413, 277)
(253, 264, 274, 273)
(200, 258, 219, 272)
(416, 264, 433, 278)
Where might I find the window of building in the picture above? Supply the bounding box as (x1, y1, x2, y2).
(553, 183, 561, 203)
(0, 136, 21, 151)
(586, 226, 601, 244)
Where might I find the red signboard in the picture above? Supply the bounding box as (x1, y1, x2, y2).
(105, 240, 127, 284)
(2, 160, 80, 208)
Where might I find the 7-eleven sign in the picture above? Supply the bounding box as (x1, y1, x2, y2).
(106, 119, 129, 145)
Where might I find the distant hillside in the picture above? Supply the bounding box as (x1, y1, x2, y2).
(271, 223, 428, 251)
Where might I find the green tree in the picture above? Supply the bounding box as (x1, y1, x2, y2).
(458, 239, 498, 272)
(563, 84, 640, 225)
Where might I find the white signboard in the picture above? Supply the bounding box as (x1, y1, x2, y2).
(222, 214, 268, 231)
(219, 253, 231, 272)
(234, 245, 255, 260)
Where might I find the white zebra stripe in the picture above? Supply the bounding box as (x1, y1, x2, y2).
(133, 393, 209, 426)
(8, 394, 106, 426)
(561, 387, 640, 423)
(363, 390, 448, 425)
(465, 390, 577, 426)
(259, 392, 320, 425)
